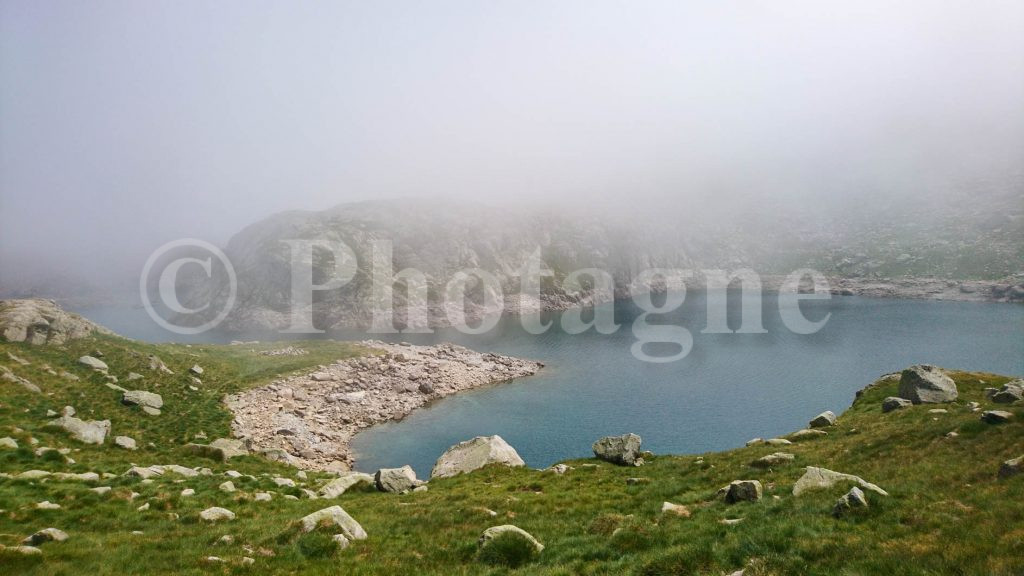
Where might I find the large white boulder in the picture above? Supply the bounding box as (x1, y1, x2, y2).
(430, 435, 525, 479)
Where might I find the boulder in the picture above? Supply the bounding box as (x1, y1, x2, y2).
(199, 507, 235, 522)
(991, 381, 1023, 404)
(792, 466, 888, 497)
(809, 411, 837, 428)
(298, 505, 367, 540)
(374, 465, 420, 494)
(882, 397, 913, 413)
(319, 472, 374, 498)
(430, 435, 525, 479)
(122, 390, 163, 410)
(592, 433, 643, 466)
(22, 527, 68, 546)
(209, 438, 248, 458)
(479, 525, 544, 553)
(114, 436, 137, 451)
(999, 456, 1022, 479)
(725, 480, 762, 503)
(219, 481, 236, 493)
(751, 453, 795, 468)
(981, 410, 1013, 424)
(47, 416, 110, 445)
(77, 356, 108, 371)
(898, 365, 957, 404)
(832, 486, 868, 517)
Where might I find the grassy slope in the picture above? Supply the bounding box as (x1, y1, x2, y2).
(0, 335, 1021, 575)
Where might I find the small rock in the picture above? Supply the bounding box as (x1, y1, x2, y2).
(882, 397, 913, 413)
(200, 507, 235, 521)
(661, 502, 691, 517)
(751, 453, 795, 468)
(22, 527, 69, 546)
(981, 410, 1013, 424)
(36, 500, 61, 510)
(219, 481, 236, 492)
(189, 365, 204, 376)
(725, 480, 762, 503)
(318, 473, 374, 498)
(832, 486, 868, 517)
(180, 489, 195, 497)
(374, 465, 420, 494)
(478, 525, 544, 553)
(77, 356, 108, 371)
(809, 411, 837, 428)
(0, 437, 17, 449)
(992, 381, 1023, 404)
(254, 492, 272, 502)
(298, 505, 367, 540)
(999, 455, 1022, 478)
(114, 436, 137, 450)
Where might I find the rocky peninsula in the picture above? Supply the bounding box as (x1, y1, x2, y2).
(224, 341, 543, 472)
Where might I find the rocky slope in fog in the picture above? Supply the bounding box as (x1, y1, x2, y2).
(180, 194, 1023, 331)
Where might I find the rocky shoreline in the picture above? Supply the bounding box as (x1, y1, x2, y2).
(223, 342, 543, 473)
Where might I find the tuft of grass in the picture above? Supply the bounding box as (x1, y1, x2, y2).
(477, 531, 541, 568)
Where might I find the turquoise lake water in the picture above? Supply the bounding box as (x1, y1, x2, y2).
(77, 294, 1024, 478)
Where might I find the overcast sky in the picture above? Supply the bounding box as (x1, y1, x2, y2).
(2, 1, 1022, 286)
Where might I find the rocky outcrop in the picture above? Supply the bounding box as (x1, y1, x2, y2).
(592, 433, 643, 466)
(898, 365, 958, 404)
(430, 435, 525, 479)
(0, 299, 110, 344)
(225, 342, 541, 472)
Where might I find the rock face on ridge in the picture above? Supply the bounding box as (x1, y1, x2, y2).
(0, 299, 110, 344)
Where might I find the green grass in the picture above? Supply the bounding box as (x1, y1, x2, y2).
(1, 334, 1022, 575)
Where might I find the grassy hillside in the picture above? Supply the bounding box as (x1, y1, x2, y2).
(0, 334, 1021, 575)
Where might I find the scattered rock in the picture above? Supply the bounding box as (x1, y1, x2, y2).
(318, 473, 374, 498)
(546, 464, 572, 474)
(792, 467, 888, 497)
(882, 397, 914, 413)
(0, 437, 17, 449)
(36, 501, 61, 510)
(180, 489, 195, 497)
(981, 410, 1013, 424)
(0, 545, 41, 556)
(592, 433, 643, 466)
(254, 492, 272, 502)
(189, 365, 204, 376)
(114, 436, 137, 451)
(122, 390, 163, 410)
(764, 438, 792, 446)
(141, 406, 161, 416)
(199, 507, 235, 522)
(298, 505, 367, 540)
(991, 381, 1023, 404)
(22, 527, 68, 546)
(219, 481, 236, 493)
(431, 435, 525, 479)
(661, 502, 691, 517)
(832, 486, 868, 517)
(751, 453, 795, 468)
(898, 365, 958, 404)
(479, 525, 544, 553)
(374, 465, 420, 494)
(809, 411, 837, 428)
(77, 356, 108, 371)
(46, 415, 110, 445)
(789, 429, 827, 440)
(725, 480, 763, 503)
(999, 456, 1022, 478)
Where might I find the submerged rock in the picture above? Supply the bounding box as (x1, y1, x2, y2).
(431, 435, 525, 479)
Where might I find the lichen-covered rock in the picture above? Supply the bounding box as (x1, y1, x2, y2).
(592, 433, 643, 466)
(431, 435, 525, 479)
(898, 365, 958, 404)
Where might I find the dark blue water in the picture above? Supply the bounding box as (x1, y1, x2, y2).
(75, 295, 1024, 477)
